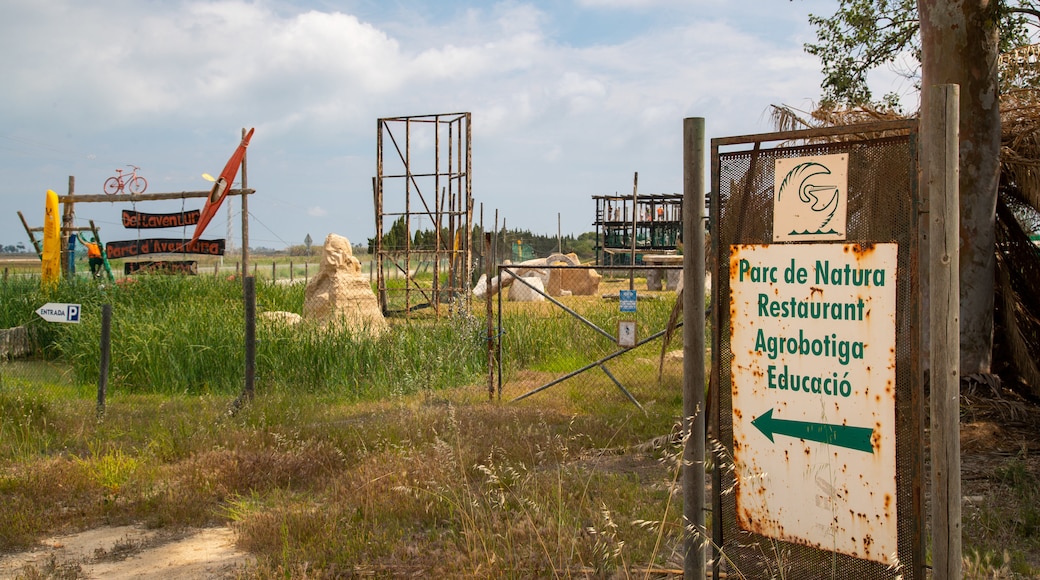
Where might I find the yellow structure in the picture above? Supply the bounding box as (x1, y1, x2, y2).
(41, 189, 61, 286)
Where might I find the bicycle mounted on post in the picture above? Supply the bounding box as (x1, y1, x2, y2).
(104, 165, 148, 194)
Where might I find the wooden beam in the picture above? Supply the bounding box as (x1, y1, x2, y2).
(24, 226, 101, 233)
(17, 211, 42, 258)
(56, 189, 254, 204)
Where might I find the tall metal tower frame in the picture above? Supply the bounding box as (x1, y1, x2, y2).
(375, 112, 473, 317)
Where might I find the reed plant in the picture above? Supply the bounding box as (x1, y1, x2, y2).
(2, 275, 489, 398)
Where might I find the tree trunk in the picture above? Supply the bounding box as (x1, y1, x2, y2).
(919, 0, 999, 375)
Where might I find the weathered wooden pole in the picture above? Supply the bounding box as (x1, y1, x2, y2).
(63, 176, 75, 276)
(97, 304, 112, 418)
(486, 232, 495, 401)
(244, 275, 256, 401)
(927, 83, 962, 580)
(682, 117, 706, 580)
(240, 128, 250, 283)
(630, 172, 639, 290)
(18, 211, 42, 258)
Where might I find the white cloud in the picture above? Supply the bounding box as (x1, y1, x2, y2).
(575, 0, 677, 8)
(0, 0, 840, 247)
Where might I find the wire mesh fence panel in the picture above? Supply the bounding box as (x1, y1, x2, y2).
(495, 264, 686, 411)
(711, 123, 923, 579)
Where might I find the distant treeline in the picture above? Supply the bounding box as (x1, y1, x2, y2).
(368, 217, 598, 262)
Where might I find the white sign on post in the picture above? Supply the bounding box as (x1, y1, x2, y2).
(36, 303, 81, 324)
(729, 242, 898, 565)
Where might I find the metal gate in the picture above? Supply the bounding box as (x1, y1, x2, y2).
(710, 120, 924, 579)
(494, 264, 684, 409)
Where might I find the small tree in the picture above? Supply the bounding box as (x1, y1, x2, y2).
(304, 233, 313, 256)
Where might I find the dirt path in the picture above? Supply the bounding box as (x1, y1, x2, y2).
(0, 525, 253, 579)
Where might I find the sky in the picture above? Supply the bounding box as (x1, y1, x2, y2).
(0, 0, 914, 251)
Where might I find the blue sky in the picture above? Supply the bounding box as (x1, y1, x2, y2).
(0, 0, 912, 251)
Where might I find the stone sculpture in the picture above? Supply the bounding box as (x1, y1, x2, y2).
(301, 234, 388, 335)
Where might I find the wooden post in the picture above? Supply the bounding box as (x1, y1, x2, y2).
(18, 211, 43, 258)
(485, 232, 495, 401)
(927, 83, 962, 580)
(240, 128, 250, 286)
(557, 212, 562, 254)
(630, 172, 638, 290)
(244, 276, 256, 401)
(63, 176, 75, 276)
(97, 304, 112, 418)
(272, 261, 276, 281)
(682, 118, 706, 580)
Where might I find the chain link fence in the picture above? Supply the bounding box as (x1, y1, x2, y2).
(492, 264, 688, 410)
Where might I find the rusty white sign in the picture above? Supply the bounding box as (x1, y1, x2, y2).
(729, 242, 898, 565)
(774, 153, 848, 241)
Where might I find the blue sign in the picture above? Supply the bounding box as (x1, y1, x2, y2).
(619, 290, 637, 312)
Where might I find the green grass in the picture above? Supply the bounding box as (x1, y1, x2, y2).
(3, 274, 1038, 578)
(962, 451, 1040, 578)
(0, 273, 692, 576)
(0, 383, 685, 576)
(2, 275, 489, 397)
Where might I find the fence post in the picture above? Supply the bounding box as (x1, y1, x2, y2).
(97, 304, 112, 418)
(272, 261, 276, 281)
(244, 276, 256, 401)
(682, 117, 706, 580)
(290, 260, 294, 283)
(927, 83, 961, 580)
(485, 232, 494, 401)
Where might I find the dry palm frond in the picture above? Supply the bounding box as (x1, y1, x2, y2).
(1001, 93, 1040, 212)
(768, 103, 912, 145)
(995, 195, 1040, 399)
(768, 104, 816, 133)
(658, 287, 683, 381)
(1000, 43, 1040, 213)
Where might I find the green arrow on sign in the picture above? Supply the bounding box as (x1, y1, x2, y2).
(751, 409, 875, 454)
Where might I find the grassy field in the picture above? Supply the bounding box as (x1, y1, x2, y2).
(0, 273, 692, 578)
(1, 274, 1038, 578)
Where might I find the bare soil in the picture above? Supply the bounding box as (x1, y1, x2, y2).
(0, 525, 253, 579)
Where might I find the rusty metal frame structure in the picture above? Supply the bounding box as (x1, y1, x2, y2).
(375, 112, 473, 317)
(592, 193, 684, 266)
(710, 119, 924, 579)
